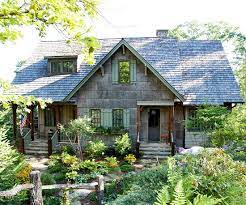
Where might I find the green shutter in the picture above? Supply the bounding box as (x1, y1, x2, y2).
(101, 109, 112, 127)
(123, 109, 130, 129)
(130, 60, 136, 83)
(112, 60, 118, 83)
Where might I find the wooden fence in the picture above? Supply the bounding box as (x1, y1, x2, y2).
(0, 171, 104, 205)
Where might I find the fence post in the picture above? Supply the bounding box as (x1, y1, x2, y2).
(96, 175, 104, 205)
(30, 171, 43, 205)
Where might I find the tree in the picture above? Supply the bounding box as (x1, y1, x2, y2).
(61, 117, 94, 160)
(0, 0, 101, 63)
(169, 21, 246, 99)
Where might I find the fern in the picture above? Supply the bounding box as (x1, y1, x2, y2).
(193, 194, 221, 205)
(171, 180, 187, 205)
(154, 186, 170, 205)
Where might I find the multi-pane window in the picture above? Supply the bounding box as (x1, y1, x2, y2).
(112, 109, 124, 128)
(90, 109, 101, 127)
(187, 108, 201, 132)
(119, 61, 130, 83)
(44, 107, 56, 126)
(49, 59, 76, 74)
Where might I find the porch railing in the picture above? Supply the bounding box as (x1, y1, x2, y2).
(22, 128, 31, 154)
(48, 130, 59, 156)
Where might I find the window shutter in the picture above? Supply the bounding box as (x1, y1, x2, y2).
(101, 109, 112, 127)
(123, 109, 130, 129)
(112, 60, 118, 83)
(130, 60, 137, 83)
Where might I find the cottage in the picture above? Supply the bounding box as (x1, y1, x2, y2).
(10, 30, 243, 158)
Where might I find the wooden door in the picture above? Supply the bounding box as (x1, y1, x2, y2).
(148, 109, 160, 142)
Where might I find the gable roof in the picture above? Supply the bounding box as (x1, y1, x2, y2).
(64, 39, 184, 101)
(11, 37, 243, 105)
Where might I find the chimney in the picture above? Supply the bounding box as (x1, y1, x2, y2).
(156, 29, 169, 38)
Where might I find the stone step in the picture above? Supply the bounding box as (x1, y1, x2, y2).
(142, 155, 169, 159)
(27, 141, 48, 146)
(25, 147, 48, 151)
(25, 150, 48, 155)
(141, 151, 170, 155)
(139, 147, 171, 151)
(26, 144, 48, 148)
(140, 143, 170, 147)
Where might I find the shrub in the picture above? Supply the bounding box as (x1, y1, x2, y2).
(105, 165, 168, 204)
(120, 164, 135, 172)
(114, 133, 131, 156)
(0, 128, 29, 204)
(16, 163, 32, 183)
(61, 116, 94, 160)
(105, 157, 118, 168)
(85, 139, 107, 159)
(154, 149, 246, 205)
(106, 149, 246, 205)
(124, 154, 136, 165)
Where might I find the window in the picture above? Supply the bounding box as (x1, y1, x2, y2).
(44, 107, 56, 126)
(90, 109, 101, 127)
(187, 108, 201, 132)
(49, 59, 76, 75)
(112, 109, 124, 128)
(119, 61, 130, 83)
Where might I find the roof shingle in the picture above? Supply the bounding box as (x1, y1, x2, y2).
(11, 37, 243, 104)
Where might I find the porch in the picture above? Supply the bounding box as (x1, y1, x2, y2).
(136, 101, 176, 159)
(12, 103, 77, 155)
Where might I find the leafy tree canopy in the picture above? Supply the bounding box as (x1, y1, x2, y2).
(169, 21, 246, 99)
(0, 0, 101, 63)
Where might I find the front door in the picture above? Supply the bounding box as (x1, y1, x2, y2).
(148, 109, 160, 142)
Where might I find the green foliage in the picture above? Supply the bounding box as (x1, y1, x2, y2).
(169, 21, 246, 100)
(187, 105, 229, 133)
(105, 156, 119, 168)
(48, 149, 111, 183)
(154, 186, 170, 205)
(107, 149, 246, 205)
(193, 194, 221, 205)
(85, 139, 107, 159)
(0, 107, 13, 141)
(61, 117, 94, 160)
(105, 166, 168, 204)
(210, 104, 246, 149)
(119, 164, 135, 172)
(0, 0, 101, 63)
(163, 150, 245, 205)
(62, 117, 94, 138)
(172, 180, 187, 205)
(114, 133, 131, 156)
(0, 127, 29, 204)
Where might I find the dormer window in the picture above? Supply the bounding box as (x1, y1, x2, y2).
(46, 56, 77, 75)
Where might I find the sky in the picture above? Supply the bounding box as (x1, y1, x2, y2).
(0, 0, 245, 81)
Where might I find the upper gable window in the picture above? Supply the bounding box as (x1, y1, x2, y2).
(48, 58, 77, 75)
(119, 61, 130, 84)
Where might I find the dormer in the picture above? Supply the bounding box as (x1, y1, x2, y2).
(45, 55, 80, 75)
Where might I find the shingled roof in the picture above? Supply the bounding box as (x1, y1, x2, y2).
(11, 37, 243, 105)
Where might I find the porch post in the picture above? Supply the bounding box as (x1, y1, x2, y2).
(136, 105, 141, 158)
(55, 105, 61, 142)
(169, 106, 175, 156)
(12, 103, 17, 141)
(30, 105, 35, 141)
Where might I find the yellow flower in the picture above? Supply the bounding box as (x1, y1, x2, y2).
(16, 163, 32, 183)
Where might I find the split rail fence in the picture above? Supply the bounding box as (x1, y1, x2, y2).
(0, 170, 104, 205)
